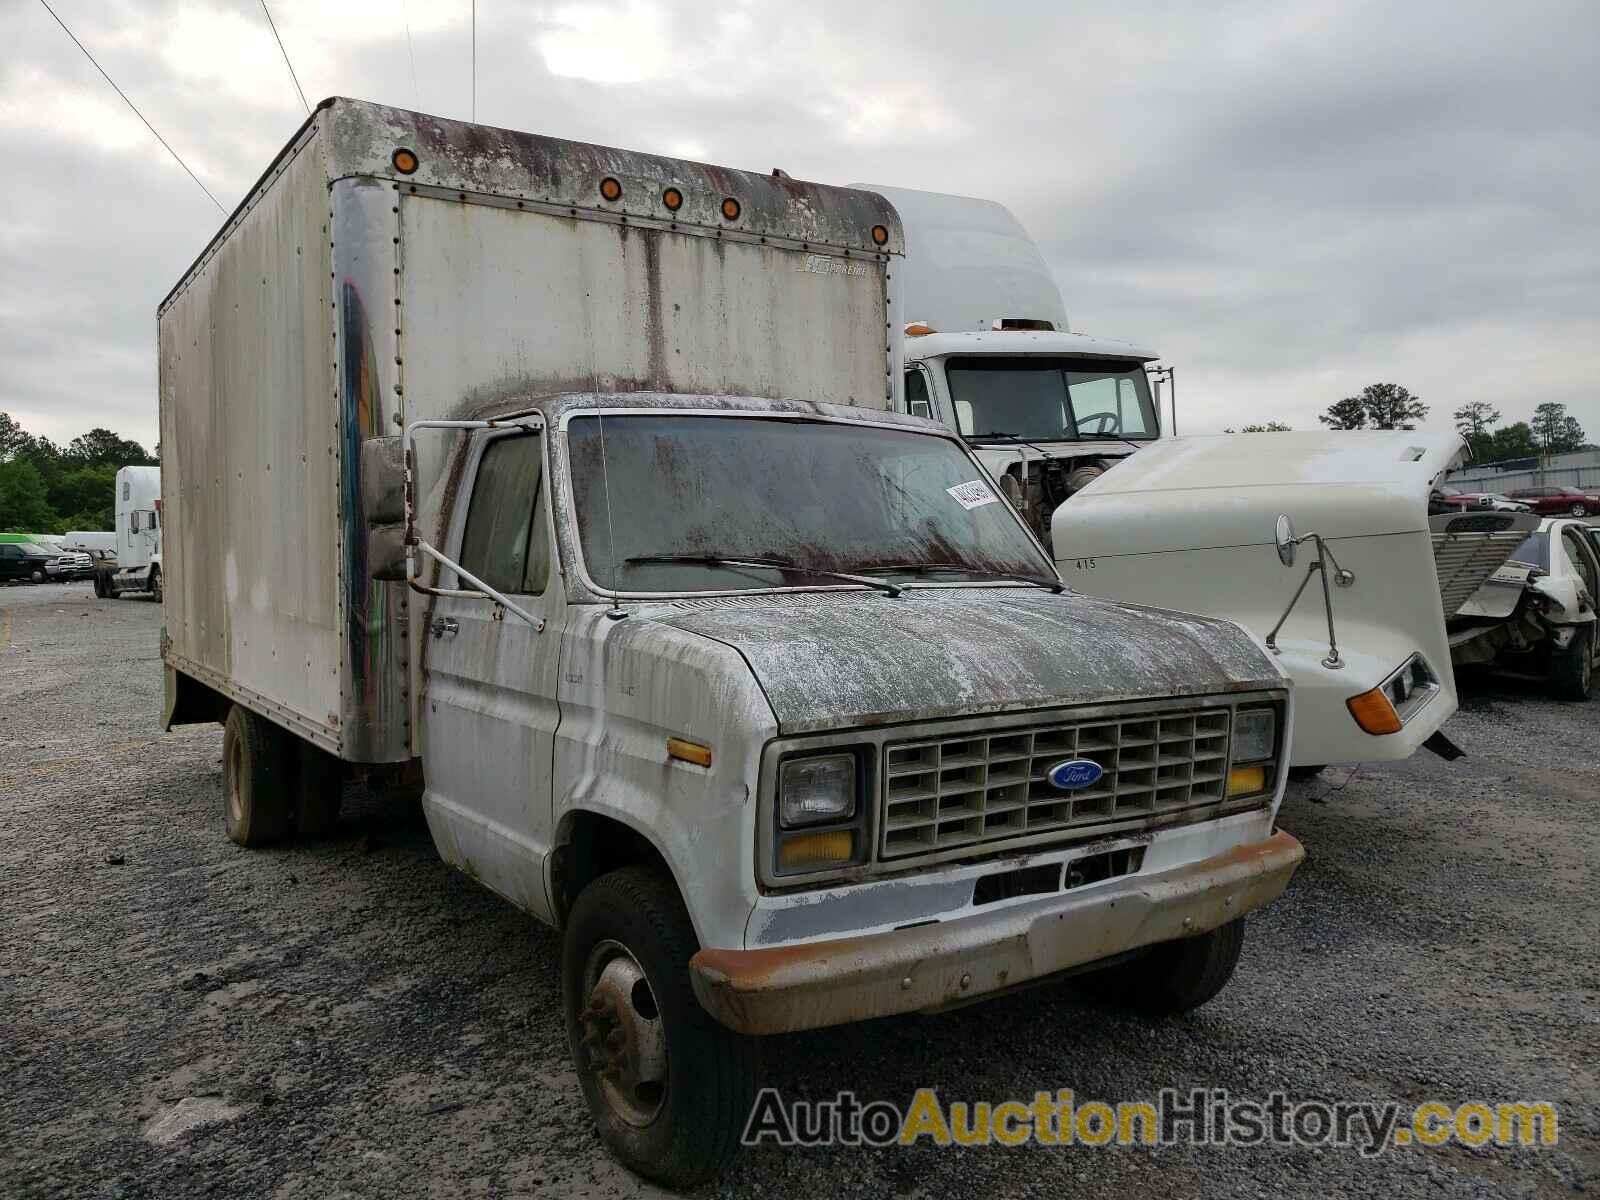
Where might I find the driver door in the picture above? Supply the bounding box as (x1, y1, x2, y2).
(419, 427, 567, 923)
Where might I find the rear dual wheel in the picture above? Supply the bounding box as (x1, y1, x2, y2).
(221, 704, 343, 846)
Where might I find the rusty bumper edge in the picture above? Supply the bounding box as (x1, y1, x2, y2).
(691, 830, 1305, 1035)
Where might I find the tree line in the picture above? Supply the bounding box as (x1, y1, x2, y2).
(1228, 383, 1591, 462)
(0, 412, 158, 533)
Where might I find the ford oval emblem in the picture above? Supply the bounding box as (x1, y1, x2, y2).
(1048, 758, 1105, 790)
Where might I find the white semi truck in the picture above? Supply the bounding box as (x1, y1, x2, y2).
(93, 465, 163, 599)
(159, 99, 1302, 1186)
(858, 184, 1164, 540)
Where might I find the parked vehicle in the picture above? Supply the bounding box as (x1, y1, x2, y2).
(1471, 492, 1534, 512)
(159, 99, 1303, 1187)
(0, 540, 59, 584)
(45, 550, 94, 581)
(1505, 485, 1600, 517)
(63, 531, 115, 556)
(93, 466, 161, 599)
(1448, 517, 1600, 699)
(855, 184, 1163, 540)
(1055, 433, 1519, 770)
(1431, 485, 1489, 513)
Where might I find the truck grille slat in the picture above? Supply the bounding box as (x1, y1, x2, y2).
(880, 706, 1233, 859)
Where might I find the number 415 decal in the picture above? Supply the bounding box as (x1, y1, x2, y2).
(1071, 558, 1097, 570)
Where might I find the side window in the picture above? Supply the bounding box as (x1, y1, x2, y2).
(458, 433, 548, 595)
(1561, 529, 1598, 599)
(130, 512, 140, 533)
(122, 481, 130, 501)
(0, 545, 18, 560)
(905, 369, 933, 420)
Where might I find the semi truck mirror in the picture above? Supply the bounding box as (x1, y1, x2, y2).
(368, 523, 408, 581)
(361, 436, 405, 527)
(1274, 514, 1297, 568)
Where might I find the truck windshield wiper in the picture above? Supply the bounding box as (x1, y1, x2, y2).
(966, 431, 1056, 457)
(623, 554, 904, 597)
(856, 561, 1064, 594)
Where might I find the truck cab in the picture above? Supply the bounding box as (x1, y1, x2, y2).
(98, 465, 162, 599)
(856, 184, 1165, 540)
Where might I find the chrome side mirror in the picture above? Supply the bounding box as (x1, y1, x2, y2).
(1274, 513, 1297, 567)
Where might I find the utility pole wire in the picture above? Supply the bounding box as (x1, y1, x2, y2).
(260, 1, 310, 115)
(400, 0, 420, 108)
(36, 0, 226, 214)
(471, 0, 476, 121)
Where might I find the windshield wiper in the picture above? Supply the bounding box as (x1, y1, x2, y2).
(623, 554, 904, 597)
(966, 431, 1056, 457)
(857, 561, 1064, 594)
(1072, 431, 1150, 454)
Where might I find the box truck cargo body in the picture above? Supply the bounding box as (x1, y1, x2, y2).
(159, 98, 903, 762)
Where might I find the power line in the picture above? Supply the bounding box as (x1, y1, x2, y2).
(400, 0, 420, 108)
(36, 0, 226, 214)
(259, 1, 310, 115)
(471, 0, 476, 121)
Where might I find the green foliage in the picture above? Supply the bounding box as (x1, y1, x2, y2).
(1239, 421, 1293, 432)
(1452, 401, 1501, 460)
(1531, 402, 1587, 454)
(1486, 422, 1539, 461)
(1320, 383, 1428, 430)
(0, 459, 56, 532)
(0, 412, 157, 533)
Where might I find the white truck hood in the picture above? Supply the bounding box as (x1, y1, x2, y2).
(1052, 432, 1470, 768)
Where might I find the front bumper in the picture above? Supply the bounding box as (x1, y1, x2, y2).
(690, 829, 1304, 1034)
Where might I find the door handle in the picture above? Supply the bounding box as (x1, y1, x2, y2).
(430, 617, 459, 639)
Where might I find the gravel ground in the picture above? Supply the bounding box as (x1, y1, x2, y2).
(2, 581, 1595, 1199)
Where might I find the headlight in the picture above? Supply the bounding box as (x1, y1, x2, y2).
(1233, 707, 1276, 764)
(779, 753, 856, 828)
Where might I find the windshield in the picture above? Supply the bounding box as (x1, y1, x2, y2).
(945, 357, 1158, 442)
(567, 414, 1050, 594)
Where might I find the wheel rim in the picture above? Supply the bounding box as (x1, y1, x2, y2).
(226, 735, 245, 826)
(579, 939, 668, 1128)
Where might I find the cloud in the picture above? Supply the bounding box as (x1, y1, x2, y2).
(3, 0, 1596, 451)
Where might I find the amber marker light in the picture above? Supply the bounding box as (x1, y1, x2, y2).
(1226, 765, 1267, 797)
(391, 148, 419, 174)
(1347, 687, 1404, 735)
(870, 224, 889, 245)
(599, 176, 623, 202)
(667, 737, 712, 767)
(720, 196, 741, 221)
(662, 186, 683, 211)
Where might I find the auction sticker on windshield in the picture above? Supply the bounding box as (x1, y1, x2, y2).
(947, 480, 1000, 511)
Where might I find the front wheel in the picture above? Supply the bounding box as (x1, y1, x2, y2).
(1550, 626, 1594, 702)
(563, 867, 758, 1189)
(1570, 503, 1588, 517)
(1087, 919, 1246, 1015)
(29, 567, 45, 584)
(149, 566, 162, 603)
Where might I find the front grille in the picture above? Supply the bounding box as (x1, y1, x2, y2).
(880, 706, 1232, 859)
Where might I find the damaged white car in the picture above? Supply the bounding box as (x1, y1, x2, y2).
(1448, 517, 1600, 700)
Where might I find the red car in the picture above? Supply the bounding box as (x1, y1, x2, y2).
(1505, 486, 1600, 517)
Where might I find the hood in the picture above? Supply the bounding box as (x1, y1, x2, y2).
(642, 587, 1282, 735)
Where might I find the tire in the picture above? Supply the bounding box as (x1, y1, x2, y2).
(563, 867, 758, 1189)
(294, 741, 344, 837)
(1087, 919, 1246, 1016)
(1570, 504, 1588, 517)
(92, 574, 105, 598)
(222, 705, 293, 847)
(149, 566, 162, 603)
(1288, 765, 1327, 782)
(1550, 626, 1594, 702)
(29, 567, 45, 584)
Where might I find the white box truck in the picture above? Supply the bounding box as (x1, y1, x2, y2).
(159, 99, 1302, 1186)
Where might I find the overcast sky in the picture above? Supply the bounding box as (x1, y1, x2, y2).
(3, 0, 1596, 451)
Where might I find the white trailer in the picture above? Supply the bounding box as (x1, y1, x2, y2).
(858, 183, 1164, 539)
(159, 99, 1301, 1186)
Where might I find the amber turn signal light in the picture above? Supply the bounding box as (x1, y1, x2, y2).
(871, 224, 889, 245)
(1226, 765, 1266, 797)
(391, 148, 419, 175)
(662, 186, 683, 211)
(1347, 687, 1403, 735)
(599, 176, 623, 202)
(777, 830, 854, 871)
(720, 196, 741, 221)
